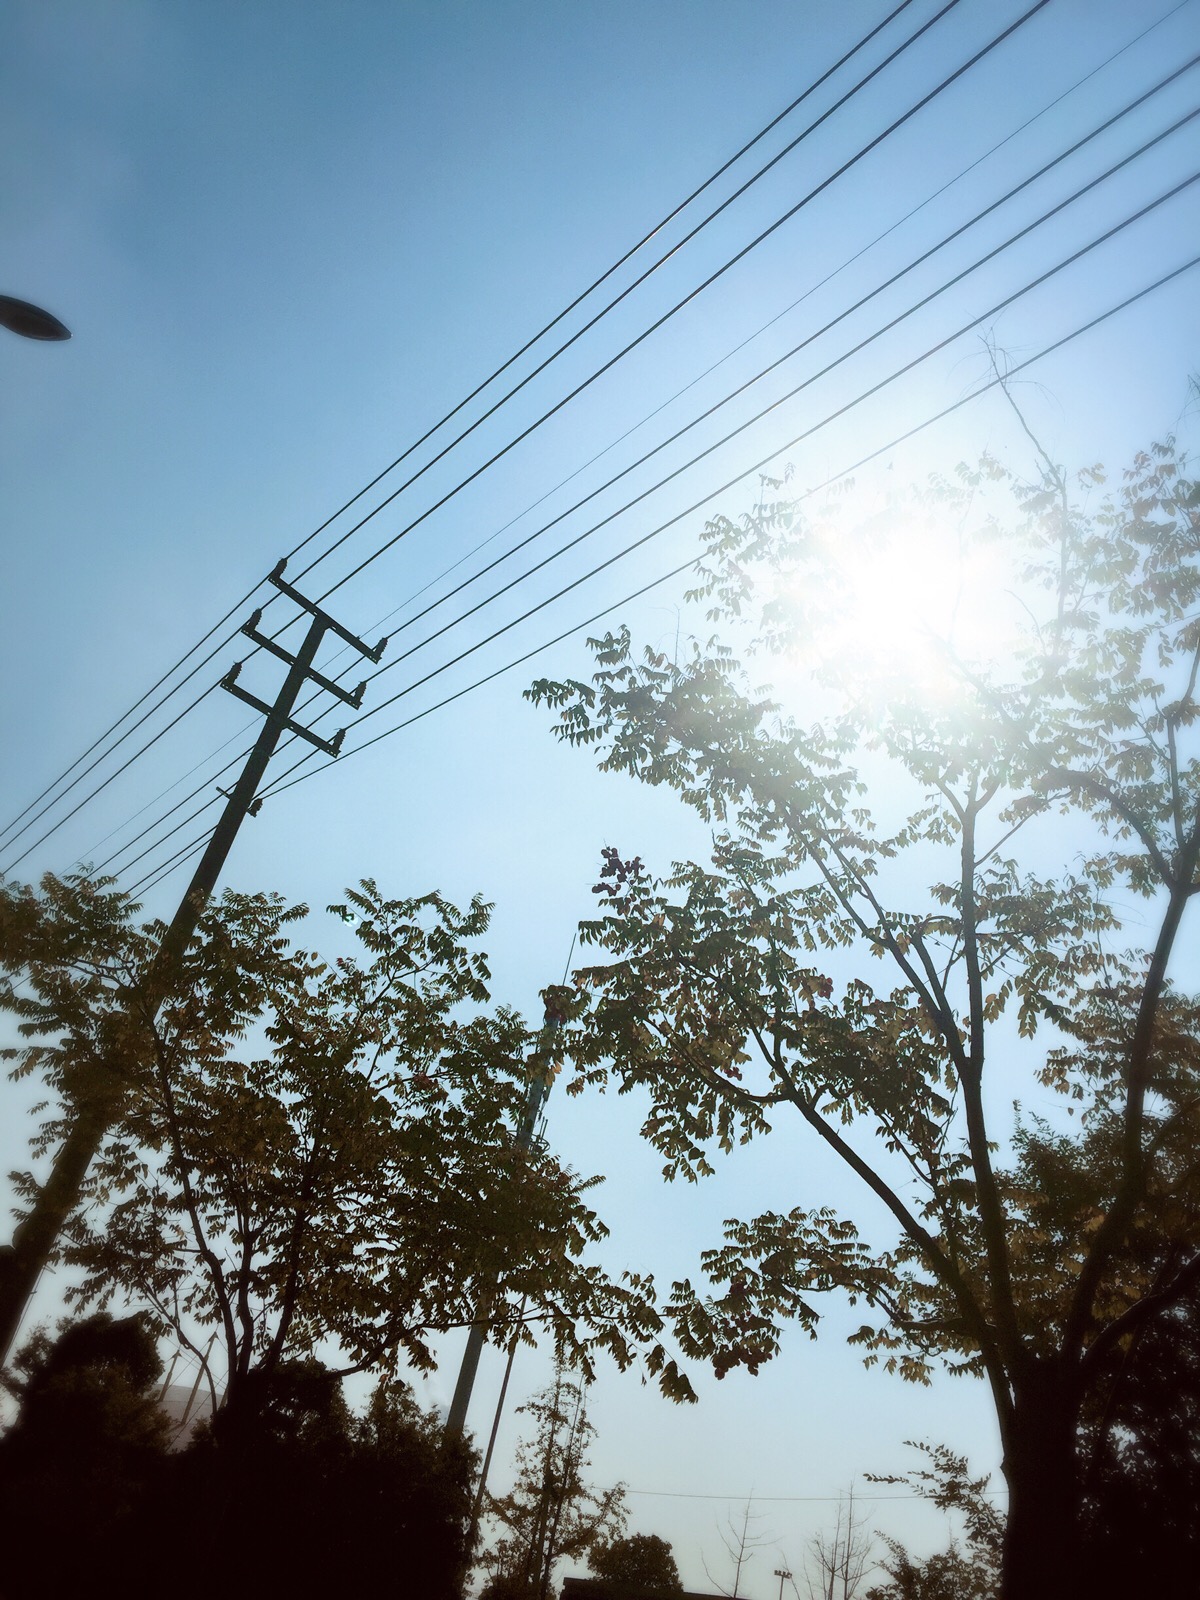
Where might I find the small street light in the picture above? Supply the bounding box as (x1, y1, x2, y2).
(0, 295, 70, 341)
(774, 1568, 793, 1600)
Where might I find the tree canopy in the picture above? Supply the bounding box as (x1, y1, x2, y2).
(0, 1314, 475, 1599)
(0, 876, 667, 1412)
(528, 425, 1200, 1597)
(589, 1532, 684, 1593)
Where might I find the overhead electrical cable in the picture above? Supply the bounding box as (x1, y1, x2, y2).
(90, 749, 253, 878)
(127, 253, 1200, 896)
(113, 169, 1199, 888)
(356, 89, 1200, 669)
(8, 0, 1048, 874)
(0, 590, 267, 855)
(349, 0, 1194, 641)
(0, 0, 920, 851)
(293, 157, 1200, 738)
(252, 254, 1200, 809)
(304, 0, 1049, 606)
(100, 74, 1185, 886)
(81, 720, 258, 861)
(129, 248, 1197, 907)
(0, 635, 244, 860)
(281, 185, 1200, 749)
(275, 0, 923, 574)
(1, 683, 222, 875)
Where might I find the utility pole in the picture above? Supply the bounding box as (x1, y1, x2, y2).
(444, 994, 566, 1441)
(0, 563, 384, 1363)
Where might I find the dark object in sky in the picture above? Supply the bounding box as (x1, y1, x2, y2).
(0, 294, 71, 340)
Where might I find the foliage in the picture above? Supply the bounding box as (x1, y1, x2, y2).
(1076, 1280, 1200, 1596)
(865, 1542, 994, 1600)
(866, 1443, 1001, 1600)
(0, 1312, 173, 1596)
(0, 1318, 475, 1600)
(589, 1532, 684, 1592)
(172, 1362, 476, 1599)
(482, 1361, 627, 1600)
(0, 876, 669, 1409)
(527, 425, 1200, 1596)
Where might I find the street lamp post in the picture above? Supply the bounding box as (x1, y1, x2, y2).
(0, 295, 70, 341)
(774, 1568, 793, 1600)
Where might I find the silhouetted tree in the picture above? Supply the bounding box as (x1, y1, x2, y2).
(0, 1318, 475, 1598)
(0, 1312, 172, 1596)
(1077, 1281, 1200, 1596)
(806, 1488, 873, 1600)
(168, 1361, 475, 1599)
(589, 1532, 684, 1592)
(867, 1443, 1001, 1600)
(702, 1500, 773, 1599)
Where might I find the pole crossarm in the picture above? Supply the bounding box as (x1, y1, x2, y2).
(220, 667, 347, 756)
(239, 616, 367, 707)
(268, 559, 389, 661)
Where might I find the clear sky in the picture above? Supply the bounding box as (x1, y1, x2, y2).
(4, 0, 1200, 1587)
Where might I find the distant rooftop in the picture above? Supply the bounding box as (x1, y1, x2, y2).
(562, 1579, 725, 1600)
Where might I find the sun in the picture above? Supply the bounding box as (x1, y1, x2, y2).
(765, 476, 1021, 711)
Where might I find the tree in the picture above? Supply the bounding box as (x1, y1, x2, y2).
(0, 1312, 173, 1595)
(167, 1364, 476, 1600)
(0, 1315, 475, 1599)
(0, 876, 668, 1425)
(1076, 1278, 1200, 1596)
(589, 1533, 684, 1592)
(482, 1362, 627, 1600)
(702, 1497, 774, 1599)
(806, 1488, 874, 1600)
(527, 424, 1200, 1598)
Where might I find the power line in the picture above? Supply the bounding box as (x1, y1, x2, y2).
(228, 258, 1200, 828)
(80, 720, 257, 861)
(104, 89, 1155, 886)
(330, 0, 1194, 655)
(277, 0, 924, 580)
(92, 748, 252, 879)
(298, 165, 1199, 751)
(107, 0, 1188, 880)
(105, 158, 1199, 894)
(361, 84, 1200, 678)
(306, 0, 1049, 608)
(6, 0, 1045, 876)
(2, 683, 221, 875)
(124, 253, 1200, 898)
(0, 1, 921, 855)
(118, 180, 1200, 892)
(0, 587, 266, 855)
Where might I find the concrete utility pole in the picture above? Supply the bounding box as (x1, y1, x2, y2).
(0, 563, 385, 1362)
(444, 1000, 564, 1441)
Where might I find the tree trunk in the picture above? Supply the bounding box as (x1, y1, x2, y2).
(1000, 1360, 1082, 1600)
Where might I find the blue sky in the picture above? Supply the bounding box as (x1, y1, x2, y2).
(4, 0, 1200, 1585)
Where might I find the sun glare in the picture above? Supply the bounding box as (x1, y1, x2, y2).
(768, 479, 1020, 711)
